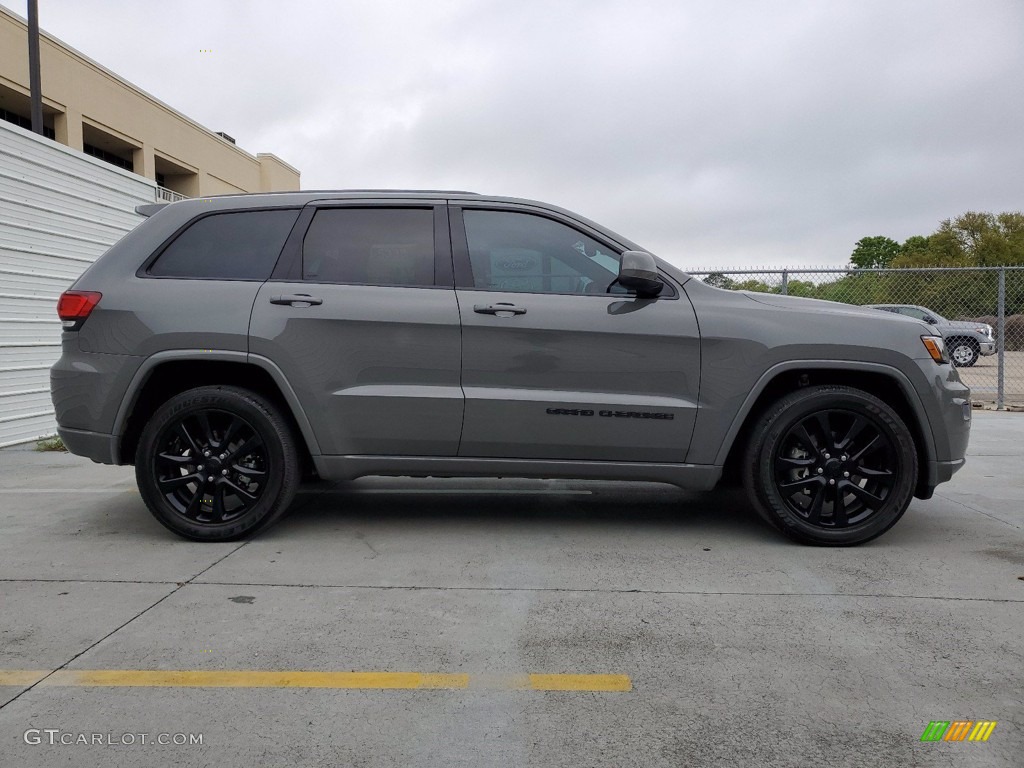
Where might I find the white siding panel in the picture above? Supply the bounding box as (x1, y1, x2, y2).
(0, 235, 110, 263)
(0, 295, 60, 319)
(0, 366, 53, 389)
(0, 348, 59, 372)
(1, 207, 133, 245)
(0, 175, 144, 227)
(0, 388, 53, 421)
(0, 321, 62, 344)
(0, 345, 62, 367)
(0, 120, 156, 446)
(0, 412, 62, 448)
(0, 270, 70, 296)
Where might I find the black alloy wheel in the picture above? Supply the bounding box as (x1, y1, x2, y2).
(136, 386, 300, 541)
(743, 385, 918, 546)
(154, 410, 268, 524)
(773, 410, 897, 529)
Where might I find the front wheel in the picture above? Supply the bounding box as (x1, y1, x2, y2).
(743, 385, 918, 546)
(948, 339, 979, 367)
(135, 386, 300, 541)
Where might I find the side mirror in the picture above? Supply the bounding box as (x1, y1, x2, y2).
(618, 251, 664, 297)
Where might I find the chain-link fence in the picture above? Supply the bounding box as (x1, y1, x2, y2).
(688, 266, 1024, 408)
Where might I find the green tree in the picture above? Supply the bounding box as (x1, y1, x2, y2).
(850, 236, 901, 269)
(734, 278, 777, 293)
(785, 279, 817, 298)
(900, 235, 930, 259)
(703, 272, 736, 290)
(891, 211, 1024, 268)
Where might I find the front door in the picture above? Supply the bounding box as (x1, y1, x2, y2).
(451, 205, 701, 463)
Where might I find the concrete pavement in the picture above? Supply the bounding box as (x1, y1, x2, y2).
(0, 412, 1021, 766)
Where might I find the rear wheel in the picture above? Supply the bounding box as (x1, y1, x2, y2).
(948, 338, 979, 367)
(743, 385, 917, 546)
(135, 386, 300, 541)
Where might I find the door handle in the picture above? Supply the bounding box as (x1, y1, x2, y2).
(474, 303, 527, 316)
(269, 294, 323, 306)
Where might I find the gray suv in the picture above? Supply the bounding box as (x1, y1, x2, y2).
(51, 192, 971, 546)
(866, 304, 995, 367)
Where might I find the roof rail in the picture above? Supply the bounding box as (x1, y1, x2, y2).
(202, 189, 481, 198)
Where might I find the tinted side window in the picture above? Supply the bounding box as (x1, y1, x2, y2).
(463, 210, 626, 295)
(150, 210, 299, 280)
(302, 208, 435, 287)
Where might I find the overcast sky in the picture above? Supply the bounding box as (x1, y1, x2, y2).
(12, 0, 1024, 269)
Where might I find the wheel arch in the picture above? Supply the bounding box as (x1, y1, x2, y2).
(945, 335, 980, 351)
(945, 334, 980, 349)
(114, 350, 321, 466)
(716, 361, 936, 499)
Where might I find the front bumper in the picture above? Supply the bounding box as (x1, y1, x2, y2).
(979, 341, 996, 356)
(911, 358, 971, 498)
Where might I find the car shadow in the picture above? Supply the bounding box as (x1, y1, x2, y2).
(272, 478, 779, 543)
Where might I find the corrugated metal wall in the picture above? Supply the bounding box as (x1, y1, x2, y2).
(0, 119, 156, 447)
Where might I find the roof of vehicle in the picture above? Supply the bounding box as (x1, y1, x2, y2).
(135, 190, 649, 255)
(137, 190, 481, 217)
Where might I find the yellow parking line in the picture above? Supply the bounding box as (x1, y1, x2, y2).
(42, 670, 469, 689)
(0, 670, 49, 686)
(530, 674, 632, 691)
(5, 669, 630, 692)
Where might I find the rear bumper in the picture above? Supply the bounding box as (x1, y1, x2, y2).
(916, 458, 965, 500)
(57, 426, 119, 465)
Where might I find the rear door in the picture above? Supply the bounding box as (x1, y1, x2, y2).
(451, 204, 701, 463)
(249, 201, 463, 456)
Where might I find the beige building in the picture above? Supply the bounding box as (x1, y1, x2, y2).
(0, 5, 299, 199)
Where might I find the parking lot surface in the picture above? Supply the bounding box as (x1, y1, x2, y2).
(1, 412, 1021, 767)
(958, 351, 1024, 405)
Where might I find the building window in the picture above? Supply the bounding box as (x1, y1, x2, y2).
(1, 108, 55, 139)
(83, 142, 134, 171)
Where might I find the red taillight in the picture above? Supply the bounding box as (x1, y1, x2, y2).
(57, 291, 102, 329)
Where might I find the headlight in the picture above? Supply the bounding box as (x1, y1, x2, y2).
(921, 335, 948, 363)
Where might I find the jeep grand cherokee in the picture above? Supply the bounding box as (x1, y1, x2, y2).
(51, 192, 971, 545)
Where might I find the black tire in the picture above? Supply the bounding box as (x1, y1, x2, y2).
(135, 386, 300, 541)
(948, 338, 979, 368)
(742, 385, 918, 546)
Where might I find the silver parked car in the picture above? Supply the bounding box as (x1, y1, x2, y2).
(51, 192, 971, 546)
(866, 304, 995, 367)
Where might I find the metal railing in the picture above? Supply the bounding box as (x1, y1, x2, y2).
(155, 185, 187, 203)
(688, 266, 1024, 409)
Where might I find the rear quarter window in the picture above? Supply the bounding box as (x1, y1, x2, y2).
(149, 209, 299, 280)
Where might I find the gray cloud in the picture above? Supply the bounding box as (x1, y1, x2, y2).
(24, 0, 1024, 268)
